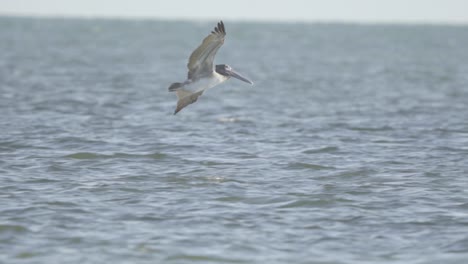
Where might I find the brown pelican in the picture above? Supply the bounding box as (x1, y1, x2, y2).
(168, 21, 253, 115)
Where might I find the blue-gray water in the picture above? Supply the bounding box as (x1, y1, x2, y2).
(1, 16, 468, 263)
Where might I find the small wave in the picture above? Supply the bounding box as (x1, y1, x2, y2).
(278, 199, 338, 208)
(218, 117, 240, 123)
(433, 146, 468, 153)
(0, 141, 49, 151)
(23, 177, 60, 184)
(217, 116, 254, 124)
(44, 201, 79, 207)
(334, 168, 377, 177)
(64, 152, 167, 160)
(0, 224, 29, 233)
(302, 146, 339, 154)
(444, 238, 468, 253)
(199, 160, 237, 166)
(287, 162, 335, 170)
(15, 252, 41, 259)
(348, 125, 393, 132)
(64, 152, 107, 159)
(372, 139, 413, 144)
(0, 141, 30, 150)
(166, 254, 246, 263)
(55, 137, 107, 145)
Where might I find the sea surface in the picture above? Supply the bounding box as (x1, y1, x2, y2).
(1, 16, 468, 264)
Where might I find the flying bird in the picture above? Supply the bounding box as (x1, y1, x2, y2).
(168, 21, 253, 114)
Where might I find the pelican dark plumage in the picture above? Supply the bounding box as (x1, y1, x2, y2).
(168, 21, 253, 115)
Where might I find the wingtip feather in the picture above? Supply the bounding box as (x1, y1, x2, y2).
(219, 21, 225, 34)
(211, 20, 226, 35)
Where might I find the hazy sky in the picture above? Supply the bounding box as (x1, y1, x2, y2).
(1, 0, 468, 24)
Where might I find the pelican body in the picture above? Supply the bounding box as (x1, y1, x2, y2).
(168, 21, 253, 114)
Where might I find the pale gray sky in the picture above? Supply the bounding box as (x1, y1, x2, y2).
(1, 0, 467, 24)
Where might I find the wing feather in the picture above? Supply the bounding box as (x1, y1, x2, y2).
(187, 21, 226, 80)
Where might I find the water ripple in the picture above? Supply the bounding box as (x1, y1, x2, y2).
(286, 162, 336, 170)
(2, 18, 468, 264)
(63, 152, 167, 160)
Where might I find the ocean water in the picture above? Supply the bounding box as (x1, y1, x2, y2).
(1, 16, 468, 263)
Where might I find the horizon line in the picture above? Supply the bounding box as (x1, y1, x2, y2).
(1, 13, 468, 27)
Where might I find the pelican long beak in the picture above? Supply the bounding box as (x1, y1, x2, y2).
(227, 68, 253, 85)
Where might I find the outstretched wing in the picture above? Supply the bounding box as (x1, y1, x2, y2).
(187, 21, 226, 80)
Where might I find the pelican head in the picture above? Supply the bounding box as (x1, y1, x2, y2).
(215, 64, 253, 85)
